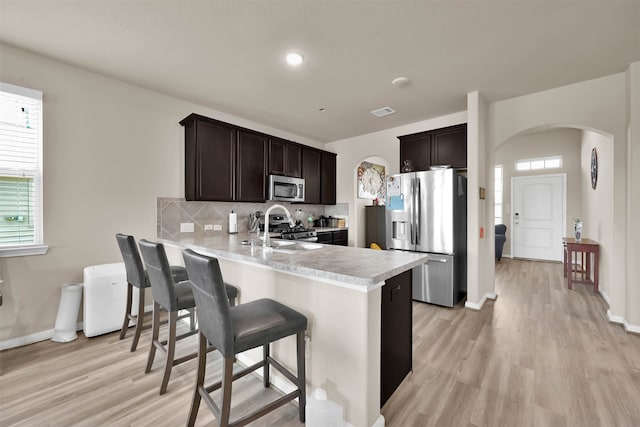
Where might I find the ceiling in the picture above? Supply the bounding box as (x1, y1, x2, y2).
(1, 1, 639, 143)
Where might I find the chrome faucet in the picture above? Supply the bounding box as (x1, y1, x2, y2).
(263, 204, 295, 248)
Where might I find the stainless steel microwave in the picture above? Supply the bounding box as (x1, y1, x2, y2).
(268, 175, 305, 202)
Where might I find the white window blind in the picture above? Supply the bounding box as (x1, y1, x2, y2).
(0, 82, 43, 247)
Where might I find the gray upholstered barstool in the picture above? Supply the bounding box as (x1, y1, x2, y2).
(116, 233, 191, 352)
(138, 239, 238, 395)
(182, 248, 307, 427)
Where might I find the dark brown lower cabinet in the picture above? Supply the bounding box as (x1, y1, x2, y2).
(316, 230, 348, 246)
(381, 269, 412, 406)
(332, 229, 348, 246)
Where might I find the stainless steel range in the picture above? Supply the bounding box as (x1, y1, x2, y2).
(280, 225, 318, 241)
(260, 214, 318, 241)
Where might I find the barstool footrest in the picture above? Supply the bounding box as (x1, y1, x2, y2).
(267, 356, 298, 385)
(204, 360, 264, 394)
(228, 391, 300, 427)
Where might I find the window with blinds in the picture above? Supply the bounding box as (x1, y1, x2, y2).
(0, 82, 43, 247)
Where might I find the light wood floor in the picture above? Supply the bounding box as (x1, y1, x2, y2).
(1, 259, 639, 426)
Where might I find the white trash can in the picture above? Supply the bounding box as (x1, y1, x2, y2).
(306, 388, 344, 427)
(51, 283, 83, 343)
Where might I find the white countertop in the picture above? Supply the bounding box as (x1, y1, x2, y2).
(161, 232, 427, 290)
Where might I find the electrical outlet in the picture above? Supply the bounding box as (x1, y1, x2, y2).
(213, 224, 223, 231)
(204, 224, 213, 231)
(180, 222, 195, 233)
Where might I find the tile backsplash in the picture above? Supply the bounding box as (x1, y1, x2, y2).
(157, 198, 348, 239)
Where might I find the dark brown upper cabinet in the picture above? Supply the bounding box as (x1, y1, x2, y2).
(181, 114, 266, 202)
(268, 138, 302, 178)
(399, 132, 432, 172)
(320, 151, 337, 205)
(302, 148, 337, 205)
(236, 130, 268, 202)
(182, 113, 336, 204)
(398, 123, 467, 172)
(430, 124, 467, 169)
(182, 115, 236, 201)
(302, 148, 321, 204)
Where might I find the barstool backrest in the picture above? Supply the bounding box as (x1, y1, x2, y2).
(182, 249, 234, 358)
(116, 233, 146, 288)
(139, 239, 179, 312)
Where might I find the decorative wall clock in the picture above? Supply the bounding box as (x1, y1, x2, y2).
(591, 148, 598, 190)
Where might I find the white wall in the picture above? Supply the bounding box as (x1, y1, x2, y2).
(625, 62, 640, 328)
(326, 111, 467, 248)
(0, 44, 321, 342)
(580, 130, 614, 298)
(496, 128, 583, 256)
(466, 91, 494, 308)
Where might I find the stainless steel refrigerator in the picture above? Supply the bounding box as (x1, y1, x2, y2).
(385, 169, 467, 307)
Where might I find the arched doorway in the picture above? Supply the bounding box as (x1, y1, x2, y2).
(494, 125, 614, 299)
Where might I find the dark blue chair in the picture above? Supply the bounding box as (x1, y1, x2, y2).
(495, 224, 507, 261)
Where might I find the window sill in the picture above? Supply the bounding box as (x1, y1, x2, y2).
(0, 244, 49, 258)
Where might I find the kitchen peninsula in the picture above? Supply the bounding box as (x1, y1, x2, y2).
(160, 232, 427, 427)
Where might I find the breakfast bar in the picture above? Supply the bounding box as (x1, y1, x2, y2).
(160, 233, 427, 427)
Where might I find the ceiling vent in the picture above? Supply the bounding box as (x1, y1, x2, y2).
(370, 107, 396, 117)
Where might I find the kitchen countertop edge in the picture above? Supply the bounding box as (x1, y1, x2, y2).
(160, 234, 427, 291)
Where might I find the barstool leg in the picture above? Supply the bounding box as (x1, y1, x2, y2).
(297, 332, 306, 423)
(119, 282, 133, 340)
(187, 333, 207, 427)
(145, 302, 161, 374)
(159, 310, 177, 395)
(220, 357, 234, 427)
(130, 287, 146, 352)
(263, 343, 270, 388)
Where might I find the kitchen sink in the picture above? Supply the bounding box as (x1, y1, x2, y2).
(240, 239, 323, 253)
(268, 240, 296, 247)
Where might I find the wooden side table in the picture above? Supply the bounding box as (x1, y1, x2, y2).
(563, 237, 600, 293)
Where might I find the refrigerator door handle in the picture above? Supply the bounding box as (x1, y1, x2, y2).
(410, 178, 415, 245)
(415, 179, 421, 246)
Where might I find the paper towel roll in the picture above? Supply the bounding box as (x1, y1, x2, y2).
(228, 211, 237, 234)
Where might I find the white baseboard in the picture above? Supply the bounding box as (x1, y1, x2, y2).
(0, 321, 83, 351)
(607, 310, 640, 334)
(1, 303, 154, 351)
(371, 414, 385, 427)
(465, 292, 498, 311)
(601, 292, 640, 334)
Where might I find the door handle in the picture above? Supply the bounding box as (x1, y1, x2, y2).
(391, 285, 402, 302)
(415, 179, 421, 246)
(410, 178, 416, 244)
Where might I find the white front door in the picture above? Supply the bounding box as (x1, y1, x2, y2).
(511, 174, 565, 261)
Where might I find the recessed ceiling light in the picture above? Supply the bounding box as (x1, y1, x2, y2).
(318, 108, 326, 112)
(286, 52, 304, 66)
(392, 77, 411, 87)
(371, 107, 396, 117)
